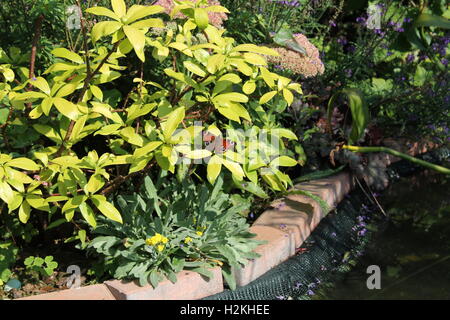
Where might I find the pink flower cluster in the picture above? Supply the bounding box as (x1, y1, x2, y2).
(267, 33, 325, 78)
(154, 0, 228, 28)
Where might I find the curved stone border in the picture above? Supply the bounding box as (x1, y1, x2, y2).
(16, 139, 439, 300)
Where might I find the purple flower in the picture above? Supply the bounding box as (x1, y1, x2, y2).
(294, 282, 303, 289)
(358, 228, 367, 237)
(337, 37, 348, 46)
(442, 58, 449, 66)
(329, 20, 337, 27)
(307, 290, 314, 296)
(406, 53, 415, 63)
(356, 17, 366, 24)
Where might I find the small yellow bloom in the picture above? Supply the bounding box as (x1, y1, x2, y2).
(146, 233, 167, 246)
(184, 237, 193, 244)
(157, 244, 165, 252)
(196, 231, 203, 236)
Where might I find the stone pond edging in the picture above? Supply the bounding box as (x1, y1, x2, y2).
(17, 139, 439, 300)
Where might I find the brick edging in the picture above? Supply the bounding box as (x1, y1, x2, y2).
(16, 139, 440, 300)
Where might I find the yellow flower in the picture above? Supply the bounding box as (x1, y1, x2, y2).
(196, 231, 203, 236)
(184, 237, 193, 244)
(146, 233, 167, 246)
(157, 244, 165, 252)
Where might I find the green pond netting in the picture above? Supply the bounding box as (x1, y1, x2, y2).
(205, 146, 450, 300)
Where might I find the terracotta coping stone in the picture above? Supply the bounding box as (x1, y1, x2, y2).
(232, 225, 296, 287)
(104, 267, 223, 300)
(16, 284, 116, 300)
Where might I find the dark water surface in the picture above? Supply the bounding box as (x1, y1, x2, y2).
(319, 169, 450, 300)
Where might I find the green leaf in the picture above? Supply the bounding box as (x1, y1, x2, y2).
(7, 158, 40, 171)
(125, 5, 165, 24)
(221, 266, 237, 290)
(232, 44, 279, 56)
(25, 195, 50, 212)
(85, 6, 120, 20)
(272, 28, 306, 54)
(79, 202, 97, 228)
(53, 98, 80, 120)
(18, 201, 31, 223)
(29, 77, 50, 95)
(243, 81, 256, 94)
(414, 13, 450, 29)
(270, 156, 298, 167)
(162, 107, 185, 141)
(51, 48, 84, 64)
(91, 195, 123, 224)
(183, 61, 207, 77)
(123, 26, 146, 62)
(282, 89, 294, 106)
(133, 141, 163, 158)
(222, 159, 244, 180)
(327, 88, 369, 144)
(91, 21, 122, 43)
(131, 18, 164, 29)
(0, 181, 14, 205)
(33, 124, 62, 143)
(111, 0, 127, 18)
(259, 91, 277, 104)
(194, 8, 209, 30)
(192, 267, 213, 279)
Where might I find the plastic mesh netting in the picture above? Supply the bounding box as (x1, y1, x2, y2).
(205, 147, 449, 300)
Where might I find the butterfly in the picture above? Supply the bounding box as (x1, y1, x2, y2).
(203, 132, 235, 154)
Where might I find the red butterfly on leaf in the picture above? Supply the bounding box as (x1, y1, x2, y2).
(203, 132, 235, 154)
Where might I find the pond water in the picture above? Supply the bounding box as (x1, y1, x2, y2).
(318, 168, 450, 300)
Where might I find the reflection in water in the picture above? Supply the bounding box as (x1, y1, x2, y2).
(319, 169, 450, 300)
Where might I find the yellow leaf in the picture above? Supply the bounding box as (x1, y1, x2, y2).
(259, 91, 277, 104)
(283, 88, 294, 106)
(111, 0, 127, 18)
(123, 25, 146, 62)
(207, 155, 222, 184)
(243, 52, 267, 66)
(18, 201, 31, 223)
(183, 61, 207, 77)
